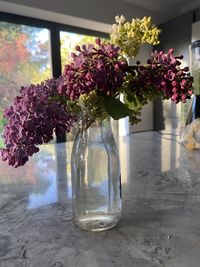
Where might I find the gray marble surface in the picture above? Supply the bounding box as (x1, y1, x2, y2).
(1, 131, 200, 267)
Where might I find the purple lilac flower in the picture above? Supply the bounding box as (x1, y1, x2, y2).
(129, 49, 193, 104)
(59, 38, 128, 100)
(0, 78, 76, 167)
(149, 49, 193, 103)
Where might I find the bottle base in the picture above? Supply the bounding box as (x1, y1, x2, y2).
(74, 212, 121, 232)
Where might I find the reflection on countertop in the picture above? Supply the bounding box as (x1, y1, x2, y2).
(1, 131, 200, 267)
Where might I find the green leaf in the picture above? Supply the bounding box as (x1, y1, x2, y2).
(102, 96, 131, 120)
(124, 94, 143, 111)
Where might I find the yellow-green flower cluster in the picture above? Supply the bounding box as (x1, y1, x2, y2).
(110, 15, 161, 57)
(79, 91, 108, 121)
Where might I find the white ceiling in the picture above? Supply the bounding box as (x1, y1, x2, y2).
(123, 0, 200, 17)
(0, 0, 200, 30)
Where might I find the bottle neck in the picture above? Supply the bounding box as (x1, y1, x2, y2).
(78, 116, 111, 132)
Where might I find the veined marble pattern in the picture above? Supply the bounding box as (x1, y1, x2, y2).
(1, 131, 200, 267)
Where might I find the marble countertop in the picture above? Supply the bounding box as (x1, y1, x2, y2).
(1, 131, 200, 267)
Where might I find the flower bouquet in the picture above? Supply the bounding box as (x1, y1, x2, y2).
(0, 15, 193, 167)
(0, 15, 194, 231)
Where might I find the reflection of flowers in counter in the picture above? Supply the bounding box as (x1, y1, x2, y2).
(0, 15, 193, 167)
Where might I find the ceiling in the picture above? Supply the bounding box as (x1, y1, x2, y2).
(0, 0, 200, 30)
(123, 0, 200, 17)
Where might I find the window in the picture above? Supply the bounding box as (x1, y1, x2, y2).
(0, 21, 51, 146)
(0, 21, 51, 106)
(0, 12, 108, 146)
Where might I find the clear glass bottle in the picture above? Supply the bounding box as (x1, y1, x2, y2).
(71, 118, 121, 232)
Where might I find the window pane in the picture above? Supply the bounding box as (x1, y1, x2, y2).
(0, 21, 52, 147)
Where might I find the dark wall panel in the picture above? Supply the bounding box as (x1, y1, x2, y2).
(195, 8, 200, 21)
(154, 12, 193, 130)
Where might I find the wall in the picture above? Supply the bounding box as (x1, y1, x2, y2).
(130, 44, 154, 133)
(154, 12, 194, 130)
(0, 0, 170, 29)
(195, 9, 200, 21)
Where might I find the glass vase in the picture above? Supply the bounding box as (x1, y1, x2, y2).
(71, 117, 121, 232)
